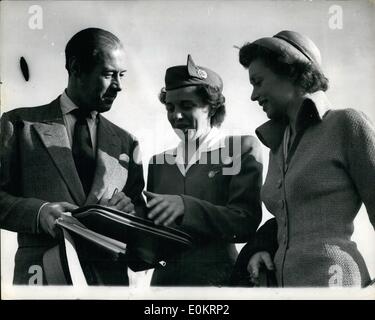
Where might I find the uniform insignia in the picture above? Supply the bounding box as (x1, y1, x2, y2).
(208, 169, 221, 178)
(196, 68, 207, 79)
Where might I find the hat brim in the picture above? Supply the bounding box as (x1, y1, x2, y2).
(254, 37, 312, 65)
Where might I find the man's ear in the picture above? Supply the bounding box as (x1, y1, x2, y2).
(68, 56, 81, 77)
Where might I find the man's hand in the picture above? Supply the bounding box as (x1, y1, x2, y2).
(100, 191, 135, 213)
(143, 190, 184, 226)
(247, 251, 274, 286)
(39, 202, 79, 238)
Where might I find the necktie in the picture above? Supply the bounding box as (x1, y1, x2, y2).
(72, 109, 96, 196)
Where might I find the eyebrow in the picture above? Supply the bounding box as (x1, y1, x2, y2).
(165, 100, 196, 107)
(103, 68, 127, 73)
(249, 73, 262, 83)
(250, 72, 260, 79)
(180, 100, 196, 105)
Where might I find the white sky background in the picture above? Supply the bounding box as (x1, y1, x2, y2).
(0, 0, 374, 298)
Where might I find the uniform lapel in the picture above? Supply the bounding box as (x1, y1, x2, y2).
(85, 115, 121, 205)
(165, 129, 226, 177)
(174, 143, 187, 176)
(32, 98, 86, 205)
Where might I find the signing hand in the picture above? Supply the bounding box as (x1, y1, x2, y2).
(100, 190, 135, 213)
(247, 251, 274, 286)
(39, 202, 79, 238)
(143, 190, 184, 226)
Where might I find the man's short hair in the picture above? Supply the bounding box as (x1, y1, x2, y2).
(65, 28, 123, 75)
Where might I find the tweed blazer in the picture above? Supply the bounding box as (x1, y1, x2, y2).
(255, 91, 375, 287)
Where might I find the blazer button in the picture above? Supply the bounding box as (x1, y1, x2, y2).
(279, 200, 285, 209)
(277, 179, 282, 188)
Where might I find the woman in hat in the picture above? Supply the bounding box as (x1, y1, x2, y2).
(236, 30, 375, 287)
(144, 55, 263, 286)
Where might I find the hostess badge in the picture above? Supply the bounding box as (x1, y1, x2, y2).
(196, 68, 207, 79)
(221, 156, 233, 166)
(208, 169, 221, 178)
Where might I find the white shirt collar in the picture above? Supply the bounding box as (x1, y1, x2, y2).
(165, 127, 226, 176)
(60, 90, 97, 119)
(165, 127, 226, 155)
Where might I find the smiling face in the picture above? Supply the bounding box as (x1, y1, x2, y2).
(248, 58, 302, 120)
(73, 47, 127, 113)
(165, 86, 212, 141)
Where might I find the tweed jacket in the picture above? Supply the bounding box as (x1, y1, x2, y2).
(255, 91, 375, 287)
(0, 97, 145, 284)
(147, 129, 263, 286)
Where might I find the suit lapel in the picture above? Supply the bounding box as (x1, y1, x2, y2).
(85, 115, 121, 205)
(32, 99, 86, 205)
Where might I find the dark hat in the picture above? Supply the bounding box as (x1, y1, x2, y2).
(165, 55, 223, 91)
(253, 30, 322, 66)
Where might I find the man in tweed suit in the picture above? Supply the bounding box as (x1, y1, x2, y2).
(0, 28, 145, 285)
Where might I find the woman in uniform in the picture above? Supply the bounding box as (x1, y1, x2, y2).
(144, 55, 263, 286)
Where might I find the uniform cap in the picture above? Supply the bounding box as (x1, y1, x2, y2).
(165, 55, 223, 91)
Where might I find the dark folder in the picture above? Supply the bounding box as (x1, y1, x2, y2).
(70, 205, 193, 268)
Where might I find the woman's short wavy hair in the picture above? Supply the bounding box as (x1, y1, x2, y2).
(159, 85, 226, 127)
(239, 43, 329, 93)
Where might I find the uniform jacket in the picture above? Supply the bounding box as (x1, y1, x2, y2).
(147, 129, 263, 286)
(0, 97, 145, 284)
(254, 91, 375, 287)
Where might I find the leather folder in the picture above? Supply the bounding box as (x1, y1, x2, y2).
(72, 205, 193, 267)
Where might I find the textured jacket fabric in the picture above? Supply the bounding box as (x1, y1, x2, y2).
(147, 131, 263, 286)
(0, 97, 145, 284)
(254, 91, 375, 287)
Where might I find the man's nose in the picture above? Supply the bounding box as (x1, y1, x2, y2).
(112, 74, 123, 91)
(251, 88, 259, 101)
